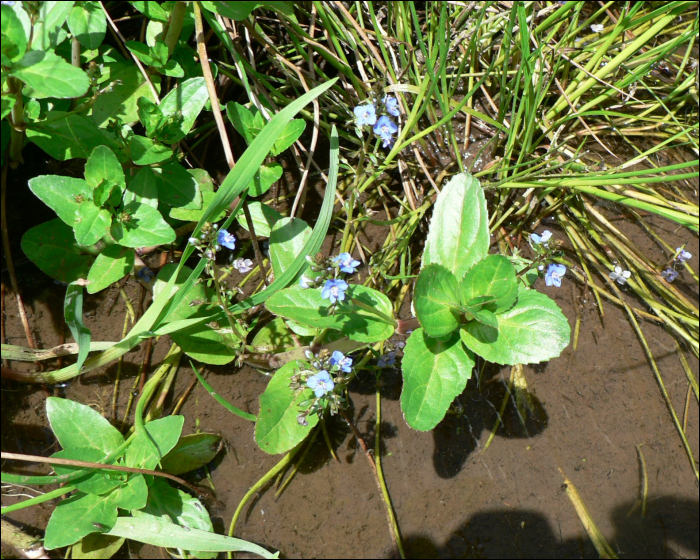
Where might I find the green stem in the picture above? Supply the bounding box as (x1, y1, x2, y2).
(1, 486, 74, 515)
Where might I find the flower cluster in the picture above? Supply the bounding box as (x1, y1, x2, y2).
(187, 222, 235, 261)
(662, 246, 692, 283)
(353, 95, 400, 148)
(299, 252, 361, 308)
(530, 230, 568, 288)
(290, 349, 354, 424)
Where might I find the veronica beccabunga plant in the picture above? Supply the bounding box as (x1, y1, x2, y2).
(401, 173, 571, 431)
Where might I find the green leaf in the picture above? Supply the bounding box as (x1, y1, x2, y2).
(129, 1, 170, 22)
(250, 316, 299, 353)
(154, 163, 201, 209)
(74, 202, 112, 246)
(160, 433, 222, 476)
(200, 1, 262, 20)
(423, 172, 489, 280)
(225, 101, 258, 144)
(110, 202, 176, 247)
(249, 162, 283, 197)
(464, 306, 498, 329)
(141, 478, 217, 558)
(129, 135, 173, 165)
(169, 169, 226, 222)
(460, 255, 518, 313)
(71, 533, 125, 559)
(21, 219, 93, 283)
(52, 447, 123, 495)
(92, 64, 160, 127)
(44, 492, 117, 550)
(106, 511, 277, 557)
(64, 283, 91, 371)
(46, 397, 125, 454)
(1, 4, 27, 62)
(255, 360, 318, 454)
(110, 473, 148, 510)
(27, 112, 121, 161)
(1, 96, 16, 121)
(158, 77, 209, 142)
(170, 323, 239, 365)
(125, 40, 156, 66)
(269, 217, 312, 279)
(28, 175, 92, 227)
(67, 1, 106, 49)
(400, 329, 474, 431)
(31, 1, 74, 51)
(271, 118, 305, 155)
(414, 264, 462, 339)
(236, 201, 282, 237)
(86, 245, 134, 294)
(12, 50, 89, 99)
(460, 287, 571, 365)
(136, 96, 164, 137)
(123, 167, 159, 208)
(124, 415, 184, 470)
(266, 284, 394, 343)
(85, 145, 125, 194)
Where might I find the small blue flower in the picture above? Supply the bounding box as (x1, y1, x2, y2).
(354, 104, 377, 127)
(530, 230, 552, 246)
(661, 268, 679, 282)
(329, 350, 353, 373)
(373, 115, 398, 148)
(377, 351, 396, 368)
(307, 370, 334, 398)
(321, 278, 348, 304)
(609, 265, 631, 285)
(136, 267, 155, 283)
(299, 275, 314, 289)
(545, 263, 566, 287)
(233, 258, 253, 274)
(383, 95, 400, 117)
(333, 252, 361, 274)
(217, 229, 236, 250)
(676, 247, 692, 263)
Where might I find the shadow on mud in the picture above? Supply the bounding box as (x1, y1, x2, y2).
(399, 495, 699, 559)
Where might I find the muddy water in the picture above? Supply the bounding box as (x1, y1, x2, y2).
(2, 155, 698, 558)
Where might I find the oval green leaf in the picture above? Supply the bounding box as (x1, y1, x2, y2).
(460, 287, 571, 365)
(86, 245, 134, 294)
(423, 172, 489, 280)
(460, 254, 518, 313)
(414, 264, 462, 339)
(266, 284, 394, 343)
(13, 50, 89, 99)
(269, 217, 312, 278)
(28, 175, 91, 227)
(400, 328, 475, 431)
(255, 360, 318, 454)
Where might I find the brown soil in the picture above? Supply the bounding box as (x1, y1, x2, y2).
(2, 149, 698, 559)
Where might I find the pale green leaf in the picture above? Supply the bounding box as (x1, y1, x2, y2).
(44, 492, 116, 550)
(74, 202, 111, 246)
(460, 254, 518, 313)
(460, 287, 570, 365)
(255, 360, 318, 454)
(28, 175, 91, 227)
(423, 172, 489, 280)
(13, 50, 89, 99)
(400, 329, 474, 431)
(414, 264, 462, 339)
(67, 1, 106, 49)
(86, 245, 134, 294)
(236, 201, 283, 237)
(46, 397, 124, 454)
(269, 217, 312, 279)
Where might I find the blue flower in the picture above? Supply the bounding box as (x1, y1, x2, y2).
(217, 229, 236, 250)
(307, 370, 334, 398)
(383, 95, 400, 117)
(373, 115, 398, 148)
(329, 350, 353, 373)
(299, 275, 314, 289)
(354, 104, 377, 127)
(233, 258, 253, 274)
(609, 265, 631, 285)
(136, 267, 155, 283)
(377, 351, 396, 368)
(661, 268, 679, 282)
(545, 263, 566, 287)
(530, 230, 552, 246)
(676, 247, 692, 263)
(321, 278, 348, 304)
(333, 252, 361, 274)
